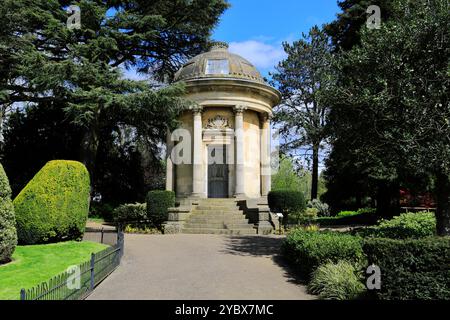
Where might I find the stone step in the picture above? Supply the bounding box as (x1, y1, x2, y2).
(186, 217, 248, 223)
(191, 209, 241, 214)
(184, 223, 255, 229)
(182, 228, 257, 235)
(196, 205, 239, 210)
(190, 213, 244, 218)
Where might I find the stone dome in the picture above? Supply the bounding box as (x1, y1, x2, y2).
(174, 42, 265, 83)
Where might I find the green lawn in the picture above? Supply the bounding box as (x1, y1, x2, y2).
(0, 241, 108, 300)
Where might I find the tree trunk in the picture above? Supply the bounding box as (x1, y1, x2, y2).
(435, 171, 450, 236)
(80, 125, 99, 183)
(376, 180, 400, 218)
(311, 143, 319, 200)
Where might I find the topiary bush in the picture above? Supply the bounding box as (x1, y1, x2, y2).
(282, 228, 366, 278)
(308, 260, 366, 300)
(357, 211, 436, 239)
(13, 160, 90, 244)
(146, 190, 175, 228)
(0, 163, 17, 263)
(113, 203, 147, 223)
(268, 190, 306, 224)
(363, 237, 450, 300)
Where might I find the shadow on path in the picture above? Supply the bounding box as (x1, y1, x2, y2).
(222, 236, 308, 286)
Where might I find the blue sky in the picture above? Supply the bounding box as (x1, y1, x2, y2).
(124, 0, 340, 80)
(213, 0, 340, 77)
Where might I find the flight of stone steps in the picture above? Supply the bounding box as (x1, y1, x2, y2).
(182, 198, 257, 235)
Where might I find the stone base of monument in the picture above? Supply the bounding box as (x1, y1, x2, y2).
(164, 197, 275, 235)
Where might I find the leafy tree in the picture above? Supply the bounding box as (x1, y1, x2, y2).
(324, 0, 395, 51)
(1, 103, 83, 196)
(0, 0, 229, 176)
(272, 156, 303, 192)
(326, 0, 450, 234)
(272, 156, 327, 200)
(271, 26, 334, 200)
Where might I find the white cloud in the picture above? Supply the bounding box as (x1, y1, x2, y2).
(229, 40, 286, 70)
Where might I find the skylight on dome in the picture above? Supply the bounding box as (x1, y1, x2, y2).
(205, 59, 229, 75)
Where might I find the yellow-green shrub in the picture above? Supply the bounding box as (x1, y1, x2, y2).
(13, 160, 90, 244)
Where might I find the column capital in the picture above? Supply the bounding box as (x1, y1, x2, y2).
(190, 105, 204, 115)
(233, 105, 247, 115)
(259, 112, 273, 122)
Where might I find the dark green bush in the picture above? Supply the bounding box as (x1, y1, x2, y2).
(13, 160, 90, 244)
(308, 260, 366, 300)
(357, 211, 436, 239)
(113, 203, 147, 222)
(146, 190, 175, 227)
(89, 202, 115, 221)
(268, 190, 306, 223)
(363, 237, 450, 300)
(0, 163, 17, 263)
(316, 209, 379, 226)
(282, 228, 366, 278)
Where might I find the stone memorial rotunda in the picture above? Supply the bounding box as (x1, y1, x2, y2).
(164, 42, 281, 235)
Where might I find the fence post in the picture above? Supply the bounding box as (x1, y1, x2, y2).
(20, 288, 26, 300)
(100, 227, 104, 244)
(90, 252, 95, 290)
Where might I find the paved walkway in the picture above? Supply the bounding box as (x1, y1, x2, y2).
(88, 234, 314, 300)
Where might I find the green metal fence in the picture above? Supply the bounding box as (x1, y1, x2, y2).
(19, 231, 124, 300)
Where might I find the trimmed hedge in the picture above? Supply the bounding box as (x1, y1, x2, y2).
(268, 190, 306, 224)
(146, 190, 175, 227)
(359, 211, 436, 239)
(13, 160, 90, 244)
(316, 210, 379, 226)
(0, 163, 17, 263)
(113, 203, 147, 222)
(363, 237, 450, 300)
(308, 260, 366, 300)
(282, 228, 366, 278)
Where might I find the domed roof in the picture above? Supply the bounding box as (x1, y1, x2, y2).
(174, 42, 265, 83)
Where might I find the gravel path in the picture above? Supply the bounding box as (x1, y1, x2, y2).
(88, 234, 314, 300)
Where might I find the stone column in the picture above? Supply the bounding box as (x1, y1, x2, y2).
(165, 129, 174, 191)
(234, 105, 246, 198)
(191, 106, 204, 198)
(260, 113, 272, 197)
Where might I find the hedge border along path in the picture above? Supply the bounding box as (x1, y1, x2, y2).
(363, 237, 450, 300)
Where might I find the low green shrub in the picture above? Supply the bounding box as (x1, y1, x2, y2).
(337, 210, 358, 217)
(356, 207, 376, 215)
(282, 228, 366, 278)
(307, 199, 330, 217)
(296, 207, 318, 225)
(0, 163, 17, 263)
(146, 190, 175, 227)
(363, 237, 450, 300)
(316, 213, 379, 226)
(13, 160, 90, 244)
(357, 211, 436, 239)
(308, 260, 366, 300)
(124, 225, 162, 234)
(268, 190, 306, 224)
(113, 203, 147, 222)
